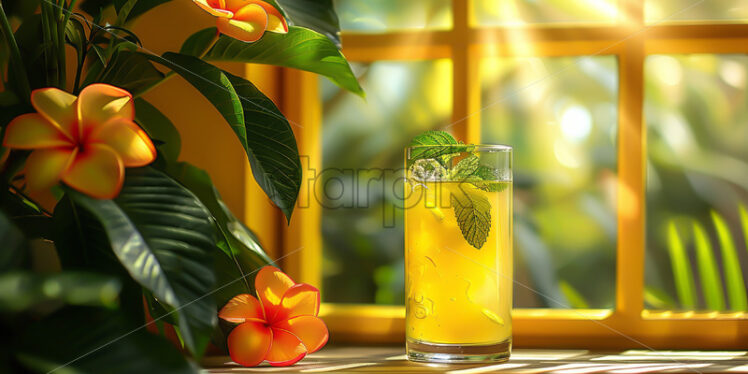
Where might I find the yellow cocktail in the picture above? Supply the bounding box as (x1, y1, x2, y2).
(405, 142, 512, 363)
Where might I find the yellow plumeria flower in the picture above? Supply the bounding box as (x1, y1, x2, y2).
(3, 84, 157, 199)
(193, 0, 288, 42)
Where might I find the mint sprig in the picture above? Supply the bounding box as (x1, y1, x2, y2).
(407, 131, 473, 168)
(450, 187, 492, 249)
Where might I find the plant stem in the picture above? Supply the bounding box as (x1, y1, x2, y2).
(0, 1, 31, 102)
(57, 0, 77, 89)
(134, 32, 220, 99)
(41, 2, 59, 88)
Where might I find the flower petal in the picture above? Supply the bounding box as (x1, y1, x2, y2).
(216, 4, 267, 42)
(62, 144, 124, 199)
(3, 114, 72, 149)
(31, 88, 78, 141)
(266, 328, 307, 366)
(275, 283, 320, 321)
(219, 294, 266, 323)
(193, 0, 233, 17)
(77, 84, 134, 139)
(243, 1, 287, 33)
(88, 118, 156, 167)
(25, 148, 77, 192)
(255, 266, 295, 317)
(227, 321, 272, 367)
(274, 315, 328, 354)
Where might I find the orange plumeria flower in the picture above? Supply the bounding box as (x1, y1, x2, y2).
(193, 0, 288, 42)
(2, 84, 156, 199)
(219, 266, 328, 367)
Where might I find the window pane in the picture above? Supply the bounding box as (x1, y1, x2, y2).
(644, 55, 748, 312)
(320, 60, 453, 304)
(646, 0, 748, 23)
(334, 0, 452, 32)
(480, 56, 618, 309)
(473, 0, 617, 25)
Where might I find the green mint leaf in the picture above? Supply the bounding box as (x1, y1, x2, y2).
(450, 187, 492, 249)
(407, 131, 473, 168)
(451, 155, 480, 180)
(472, 181, 509, 193)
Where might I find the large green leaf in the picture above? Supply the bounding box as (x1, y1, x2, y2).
(666, 221, 696, 309)
(185, 26, 363, 96)
(711, 211, 747, 311)
(148, 52, 301, 222)
(165, 162, 273, 301)
(273, 0, 341, 48)
(0, 271, 121, 312)
(134, 99, 181, 162)
(165, 162, 274, 353)
(692, 222, 725, 311)
(99, 51, 164, 96)
(61, 167, 217, 357)
(14, 307, 197, 374)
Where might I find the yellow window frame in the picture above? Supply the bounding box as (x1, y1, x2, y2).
(244, 0, 748, 348)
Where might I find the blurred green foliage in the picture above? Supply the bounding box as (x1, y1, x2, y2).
(645, 55, 748, 311)
(481, 56, 618, 309)
(333, 0, 451, 32)
(320, 60, 452, 304)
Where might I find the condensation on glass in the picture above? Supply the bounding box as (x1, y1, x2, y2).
(480, 56, 619, 309)
(644, 54, 748, 312)
(334, 0, 452, 32)
(319, 60, 453, 305)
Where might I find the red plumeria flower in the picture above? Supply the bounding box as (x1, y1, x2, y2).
(2, 84, 156, 199)
(219, 266, 329, 367)
(193, 0, 288, 42)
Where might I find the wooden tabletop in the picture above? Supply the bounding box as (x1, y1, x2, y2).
(203, 346, 748, 373)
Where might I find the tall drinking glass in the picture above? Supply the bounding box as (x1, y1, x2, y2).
(404, 144, 513, 363)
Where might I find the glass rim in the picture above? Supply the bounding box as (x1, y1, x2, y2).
(406, 143, 512, 152)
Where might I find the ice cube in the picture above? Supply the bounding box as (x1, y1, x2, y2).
(409, 159, 448, 182)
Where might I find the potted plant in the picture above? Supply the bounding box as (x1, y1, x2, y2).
(0, 0, 362, 372)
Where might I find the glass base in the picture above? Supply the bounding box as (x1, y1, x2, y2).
(407, 339, 511, 363)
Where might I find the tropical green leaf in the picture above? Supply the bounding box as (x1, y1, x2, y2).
(666, 221, 696, 309)
(99, 51, 164, 96)
(14, 307, 198, 374)
(711, 211, 747, 311)
(114, 0, 172, 22)
(64, 17, 86, 63)
(273, 0, 341, 48)
(79, 0, 172, 23)
(149, 52, 302, 222)
(186, 26, 363, 96)
(60, 167, 217, 357)
(165, 162, 273, 304)
(450, 186, 492, 250)
(692, 221, 725, 310)
(0, 271, 121, 312)
(134, 99, 180, 162)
